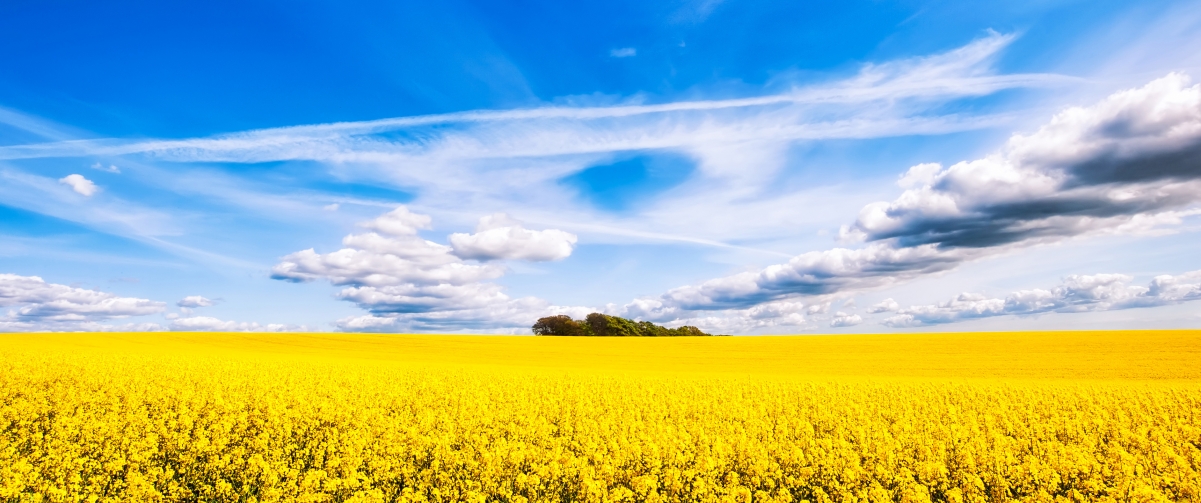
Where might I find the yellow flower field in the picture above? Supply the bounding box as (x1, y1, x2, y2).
(2, 331, 1199, 502)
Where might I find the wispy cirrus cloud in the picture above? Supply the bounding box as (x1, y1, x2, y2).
(610, 47, 637, 58)
(0, 167, 176, 237)
(0, 33, 1066, 165)
(0, 33, 1076, 254)
(0, 34, 1063, 171)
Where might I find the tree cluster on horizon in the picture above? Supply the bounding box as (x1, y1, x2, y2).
(532, 313, 719, 337)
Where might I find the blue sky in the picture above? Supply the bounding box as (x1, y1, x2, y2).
(3, 0, 1201, 333)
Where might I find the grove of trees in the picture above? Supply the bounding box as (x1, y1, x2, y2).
(532, 313, 718, 336)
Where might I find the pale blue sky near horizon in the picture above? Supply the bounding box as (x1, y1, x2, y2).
(2, 0, 1201, 333)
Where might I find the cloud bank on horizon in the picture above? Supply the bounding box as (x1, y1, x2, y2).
(2, 0, 1200, 333)
(616, 73, 1201, 331)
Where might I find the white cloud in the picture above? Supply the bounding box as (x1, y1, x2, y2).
(177, 295, 214, 308)
(0, 169, 256, 274)
(671, 0, 726, 22)
(0, 273, 166, 320)
(745, 300, 807, 320)
(90, 162, 120, 174)
(618, 73, 1201, 325)
(337, 301, 592, 334)
(882, 293, 1005, 327)
(1146, 270, 1201, 302)
(323, 203, 340, 211)
(807, 302, 832, 315)
(617, 298, 811, 334)
(868, 298, 899, 313)
(610, 47, 636, 58)
(622, 242, 967, 320)
(358, 206, 431, 236)
(273, 206, 587, 331)
(0, 34, 1066, 220)
(1, 33, 1055, 161)
(849, 73, 1201, 249)
(0, 33, 1076, 258)
(449, 213, 577, 262)
(0, 320, 164, 332)
(830, 312, 863, 327)
(337, 282, 510, 314)
(882, 270, 1201, 327)
(9, 35, 1188, 333)
(169, 316, 301, 332)
(58, 174, 97, 196)
(272, 207, 503, 288)
(272, 242, 502, 288)
(896, 163, 942, 189)
(0, 273, 165, 331)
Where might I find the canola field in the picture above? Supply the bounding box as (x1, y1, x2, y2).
(2, 331, 1200, 503)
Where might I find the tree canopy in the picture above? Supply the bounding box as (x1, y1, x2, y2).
(532, 313, 719, 336)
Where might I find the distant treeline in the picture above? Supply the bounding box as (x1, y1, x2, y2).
(532, 313, 721, 337)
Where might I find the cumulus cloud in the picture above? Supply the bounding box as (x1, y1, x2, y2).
(0, 320, 164, 332)
(882, 270, 1201, 327)
(807, 302, 832, 315)
(177, 295, 215, 308)
(0, 273, 165, 331)
(169, 316, 302, 332)
(619, 73, 1201, 326)
(896, 163, 943, 189)
(358, 206, 431, 236)
(273, 206, 587, 331)
(619, 298, 812, 334)
(272, 207, 503, 288)
(58, 174, 97, 196)
(448, 213, 577, 262)
(1, 275, 194, 334)
(868, 298, 899, 313)
(621, 242, 967, 321)
(830, 312, 863, 327)
(848, 73, 1201, 249)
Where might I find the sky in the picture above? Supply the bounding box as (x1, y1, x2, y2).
(2, 0, 1201, 334)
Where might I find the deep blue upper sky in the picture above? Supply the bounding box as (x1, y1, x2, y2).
(0, 0, 1152, 134)
(2, 0, 1200, 333)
